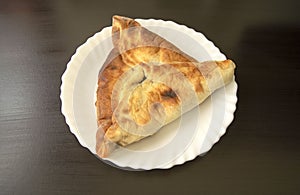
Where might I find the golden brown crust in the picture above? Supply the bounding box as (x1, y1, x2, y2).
(95, 16, 235, 157)
(95, 45, 204, 129)
(129, 80, 180, 125)
(95, 49, 127, 125)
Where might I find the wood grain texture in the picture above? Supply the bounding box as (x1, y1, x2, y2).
(0, 0, 299, 194)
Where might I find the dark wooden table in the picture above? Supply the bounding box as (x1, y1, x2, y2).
(1, 0, 299, 194)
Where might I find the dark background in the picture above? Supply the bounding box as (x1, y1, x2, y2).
(1, 0, 299, 194)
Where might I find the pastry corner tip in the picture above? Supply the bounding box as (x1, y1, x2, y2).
(96, 128, 119, 158)
(215, 59, 236, 70)
(96, 139, 119, 159)
(112, 15, 140, 28)
(112, 15, 132, 22)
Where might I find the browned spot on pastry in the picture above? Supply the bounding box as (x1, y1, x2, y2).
(121, 108, 129, 114)
(152, 103, 160, 110)
(138, 75, 147, 84)
(109, 65, 117, 70)
(128, 81, 180, 125)
(161, 89, 177, 99)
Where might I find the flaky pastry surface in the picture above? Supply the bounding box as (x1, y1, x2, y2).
(95, 16, 235, 157)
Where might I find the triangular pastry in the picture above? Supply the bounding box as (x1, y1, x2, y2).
(95, 16, 235, 157)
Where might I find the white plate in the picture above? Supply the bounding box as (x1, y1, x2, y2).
(60, 18, 238, 170)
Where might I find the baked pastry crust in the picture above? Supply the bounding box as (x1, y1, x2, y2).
(95, 16, 235, 157)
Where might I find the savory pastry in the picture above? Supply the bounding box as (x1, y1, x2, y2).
(95, 16, 235, 158)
